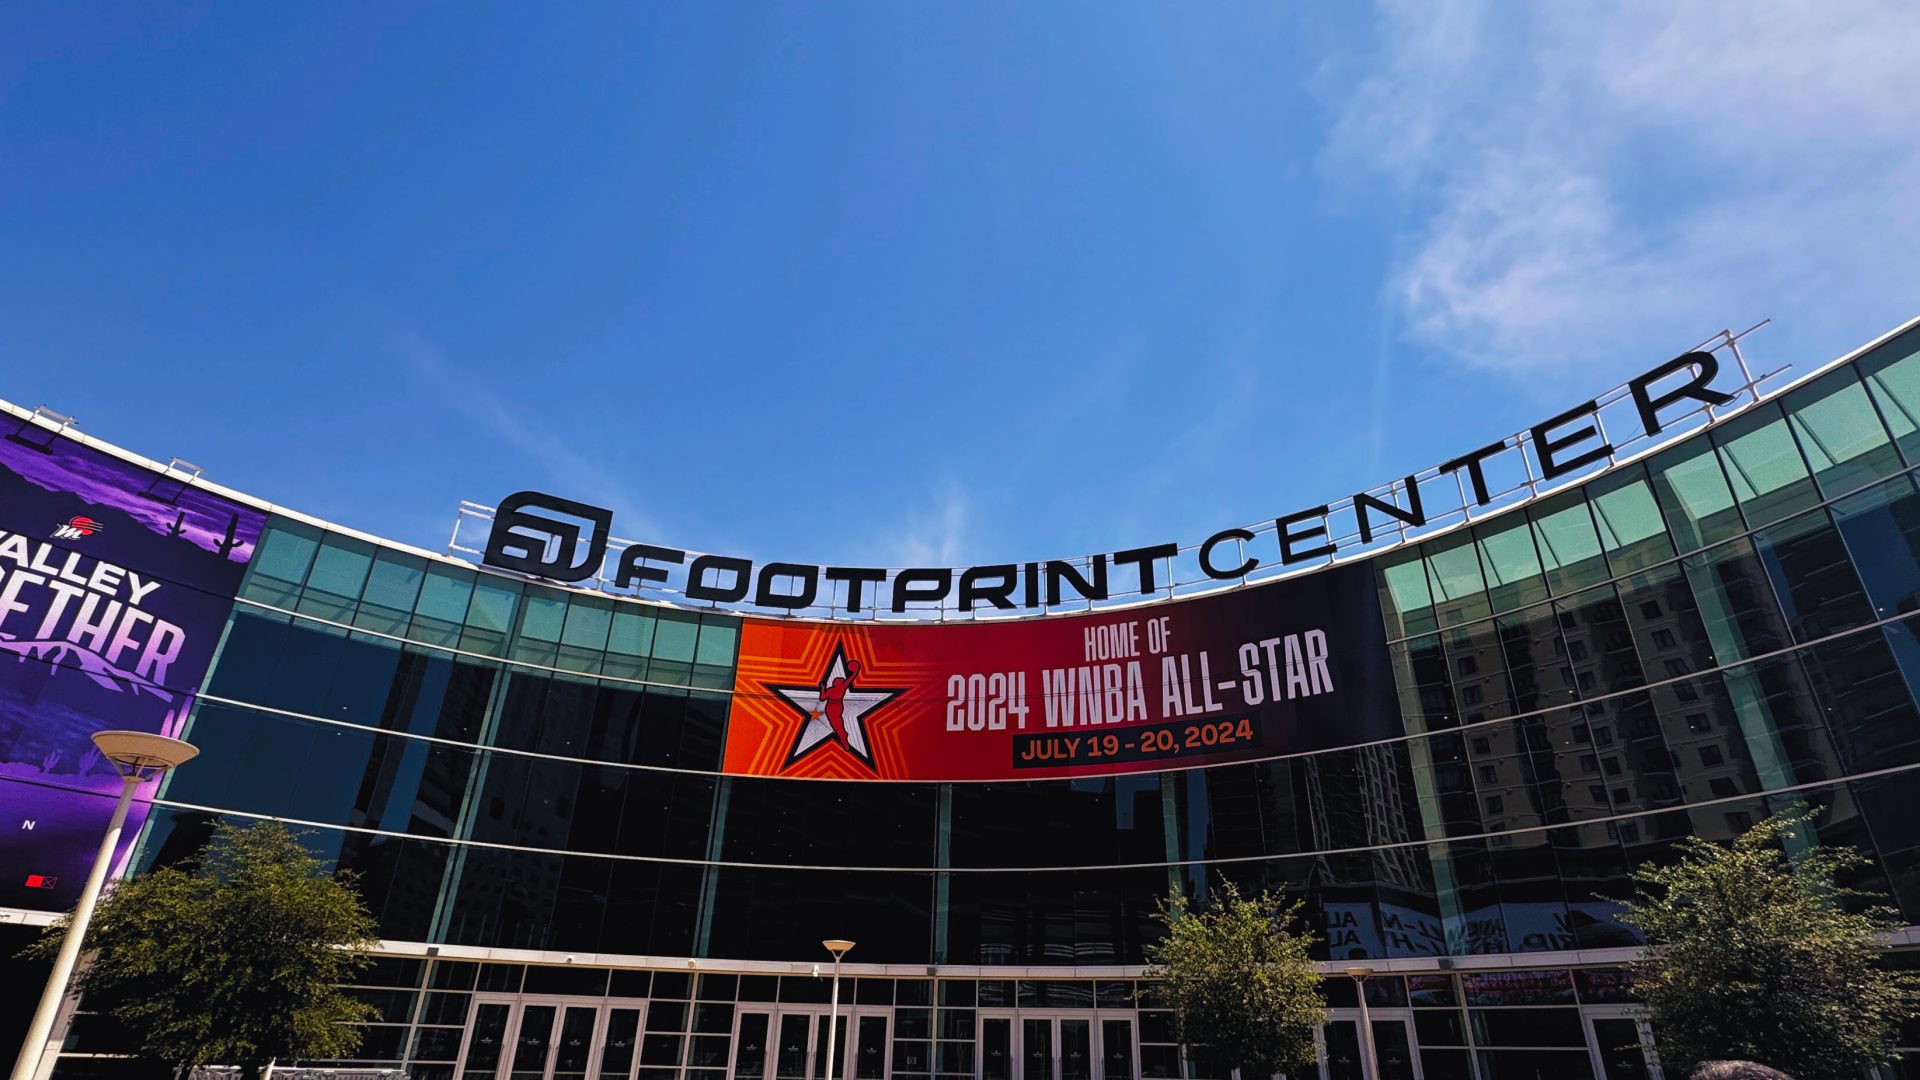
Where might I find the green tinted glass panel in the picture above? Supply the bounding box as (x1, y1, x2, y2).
(604, 609, 657, 680)
(1786, 367, 1901, 495)
(693, 618, 740, 688)
(558, 598, 614, 673)
(1857, 326, 1920, 462)
(298, 535, 374, 621)
(461, 578, 519, 657)
(1378, 550, 1437, 638)
(356, 551, 426, 634)
(1528, 494, 1608, 595)
(512, 592, 568, 664)
(1589, 469, 1675, 569)
(241, 520, 321, 606)
(1645, 442, 1740, 554)
(1425, 533, 1490, 625)
(1474, 517, 1547, 613)
(651, 611, 700, 684)
(410, 565, 474, 647)
(1711, 403, 1819, 528)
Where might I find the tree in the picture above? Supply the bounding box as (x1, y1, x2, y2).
(1619, 804, 1920, 1080)
(25, 819, 381, 1079)
(1144, 882, 1327, 1078)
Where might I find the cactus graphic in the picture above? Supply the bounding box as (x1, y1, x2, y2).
(168, 511, 186, 539)
(79, 744, 101, 775)
(217, 513, 240, 558)
(41, 748, 60, 774)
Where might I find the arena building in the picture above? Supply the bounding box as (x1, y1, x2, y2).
(6, 315, 1920, 1080)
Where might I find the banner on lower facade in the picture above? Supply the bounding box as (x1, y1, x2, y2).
(722, 561, 1399, 781)
(0, 424, 265, 912)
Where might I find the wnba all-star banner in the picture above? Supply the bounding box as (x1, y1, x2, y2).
(0, 422, 265, 912)
(722, 561, 1400, 781)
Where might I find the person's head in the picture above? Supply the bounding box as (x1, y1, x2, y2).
(1690, 1062, 1793, 1080)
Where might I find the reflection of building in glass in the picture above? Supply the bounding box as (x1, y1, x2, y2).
(8, 317, 1920, 1080)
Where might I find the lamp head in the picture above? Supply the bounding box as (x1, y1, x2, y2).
(91, 731, 198, 777)
(1343, 965, 1374, 980)
(822, 939, 856, 959)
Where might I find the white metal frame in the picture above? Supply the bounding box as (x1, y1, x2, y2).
(729, 1004, 892, 1080)
(976, 1010, 1122, 1080)
(454, 995, 649, 1080)
(1580, 1007, 1661, 1080)
(1317, 1010, 1422, 1080)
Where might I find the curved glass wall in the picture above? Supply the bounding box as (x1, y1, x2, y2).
(99, 322, 1920, 970)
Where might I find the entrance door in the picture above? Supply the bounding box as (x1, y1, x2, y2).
(733, 1007, 889, 1080)
(1319, 1014, 1421, 1080)
(984, 1015, 1116, 1080)
(460, 999, 639, 1080)
(1583, 1012, 1659, 1080)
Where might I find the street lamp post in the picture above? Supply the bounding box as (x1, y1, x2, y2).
(1343, 966, 1381, 1080)
(9, 731, 198, 1080)
(821, 940, 855, 1080)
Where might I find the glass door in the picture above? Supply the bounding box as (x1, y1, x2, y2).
(996, 1016, 1117, 1080)
(458, 999, 636, 1080)
(850, 1013, 891, 1080)
(462, 1000, 516, 1080)
(552, 1005, 602, 1080)
(1584, 1012, 1658, 1080)
(735, 1008, 885, 1080)
(1319, 1014, 1422, 1080)
(601, 1008, 643, 1080)
(1020, 1019, 1054, 1080)
(980, 1016, 1014, 1080)
(734, 1011, 774, 1080)
(1098, 1019, 1134, 1080)
(512, 1004, 560, 1080)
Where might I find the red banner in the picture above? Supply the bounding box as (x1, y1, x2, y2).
(721, 562, 1399, 781)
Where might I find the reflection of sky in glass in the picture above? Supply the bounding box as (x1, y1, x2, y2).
(0, 432, 262, 562)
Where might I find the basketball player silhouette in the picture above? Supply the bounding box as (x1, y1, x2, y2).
(818, 658, 863, 744)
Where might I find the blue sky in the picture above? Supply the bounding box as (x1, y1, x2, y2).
(4, 2, 1917, 569)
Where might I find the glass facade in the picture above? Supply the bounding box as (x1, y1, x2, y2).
(31, 320, 1920, 1080)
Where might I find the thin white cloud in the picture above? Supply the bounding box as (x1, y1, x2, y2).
(394, 332, 663, 541)
(886, 486, 971, 568)
(1326, 0, 1920, 376)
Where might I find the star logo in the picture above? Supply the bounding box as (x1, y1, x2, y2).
(767, 642, 903, 772)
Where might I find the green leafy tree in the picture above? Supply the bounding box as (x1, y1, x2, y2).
(26, 820, 381, 1079)
(1620, 804, 1920, 1080)
(1145, 882, 1326, 1078)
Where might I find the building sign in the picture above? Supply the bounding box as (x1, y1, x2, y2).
(0, 424, 264, 913)
(465, 346, 1754, 618)
(720, 561, 1398, 780)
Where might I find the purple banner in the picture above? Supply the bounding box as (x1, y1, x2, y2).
(0, 424, 264, 912)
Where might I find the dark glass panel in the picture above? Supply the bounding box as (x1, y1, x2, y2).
(1799, 628, 1920, 771)
(942, 866, 1165, 965)
(1833, 476, 1920, 620)
(948, 776, 1169, 869)
(721, 777, 937, 868)
(1753, 506, 1876, 642)
(1389, 634, 1454, 732)
(1683, 537, 1794, 662)
(705, 867, 931, 964)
